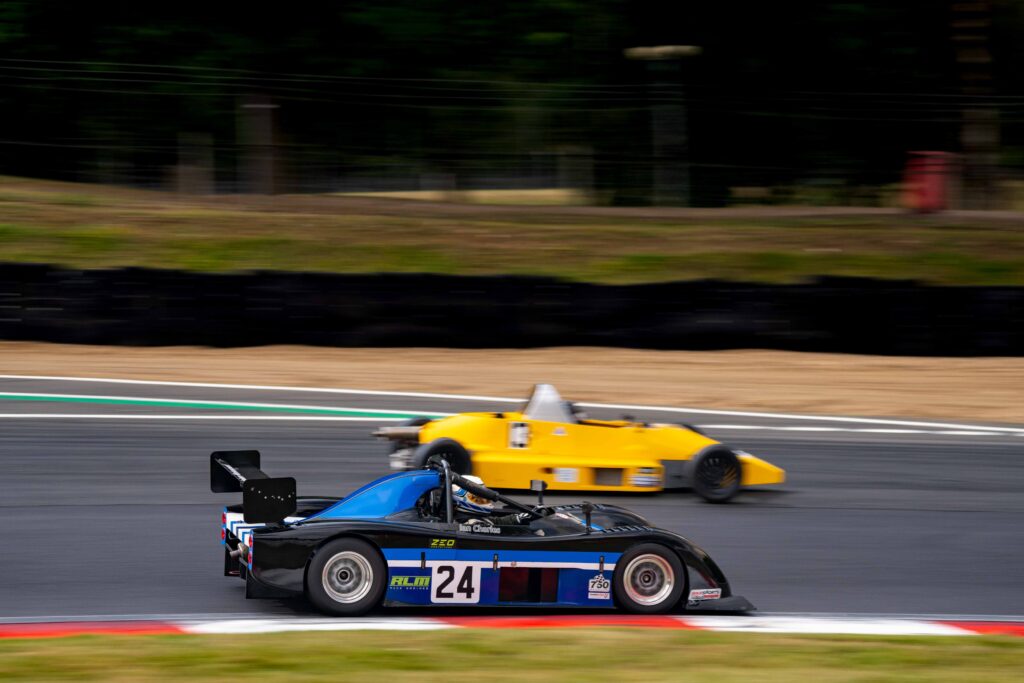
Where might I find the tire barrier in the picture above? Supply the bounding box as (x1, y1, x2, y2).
(0, 263, 1021, 356)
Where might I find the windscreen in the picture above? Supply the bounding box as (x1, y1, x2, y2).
(307, 470, 441, 520)
(522, 383, 576, 423)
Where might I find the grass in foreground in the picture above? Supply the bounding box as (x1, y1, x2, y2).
(2, 176, 1024, 284)
(1, 629, 1023, 682)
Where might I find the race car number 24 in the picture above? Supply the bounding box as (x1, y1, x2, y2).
(430, 563, 481, 604)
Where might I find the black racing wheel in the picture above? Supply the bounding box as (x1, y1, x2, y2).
(690, 447, 742, 503)
(410, 437, 473, 475)
(613, 543, 686, 614)
(306, 538, 387, 616)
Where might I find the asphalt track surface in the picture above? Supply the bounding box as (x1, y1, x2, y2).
(1, 376, 1022, 620)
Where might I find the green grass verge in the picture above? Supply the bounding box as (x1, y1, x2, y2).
(2, 177, 1024, 284)
(1, 629, 1022, 682)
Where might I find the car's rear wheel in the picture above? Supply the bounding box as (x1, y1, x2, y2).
(411, 437, 473, 475)
(306, 538, 386, 616)
(613, 544, 686, 614)
(691, 447, 742, 503)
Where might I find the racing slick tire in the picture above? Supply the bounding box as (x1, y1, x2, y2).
(411, 437, 473, 475)
(612, 543, 687, 614)
(306, 538, 387, 616)
(690, 447, 742, 503)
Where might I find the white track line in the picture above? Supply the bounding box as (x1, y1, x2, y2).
(701, 424, 1017, 437)
(7, 611, 1023, 624)
(3, 611, 1021, 640)
(1, 374, 1022, 435)
(681, 615, 971, 636)
(0, 374, 517, 403)
(577, 400, 1024, 434)
(0, 391, 451, 417)
(0, 414, 408, 421)
(2, 614, 1018, 637)
(0, 413, 1016, 435)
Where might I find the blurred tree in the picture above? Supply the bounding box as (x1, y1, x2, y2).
(0, 0, 1019, 203)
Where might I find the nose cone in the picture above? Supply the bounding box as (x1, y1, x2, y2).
(736, 452, 786, 486)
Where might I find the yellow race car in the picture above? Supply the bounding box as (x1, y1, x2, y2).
(374, 384, 784, 503)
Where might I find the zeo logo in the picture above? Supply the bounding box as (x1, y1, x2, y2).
(429, 538, 456, 548)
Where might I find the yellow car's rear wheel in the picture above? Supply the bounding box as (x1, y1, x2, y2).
(411, 437, 473, 476)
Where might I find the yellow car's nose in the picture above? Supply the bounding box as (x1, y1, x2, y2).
(736, 452, 786, 486)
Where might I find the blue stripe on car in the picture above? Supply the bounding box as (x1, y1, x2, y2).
(383, 548, 621, 564)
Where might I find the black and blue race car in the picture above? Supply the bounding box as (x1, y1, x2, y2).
(212, 451, 754, 616)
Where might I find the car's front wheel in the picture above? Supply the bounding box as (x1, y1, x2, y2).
(690, 447, 742, 503)
(613, 543, 686, 614)
(306, 538, 387, 616)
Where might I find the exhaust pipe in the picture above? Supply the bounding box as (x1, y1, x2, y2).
(373, 426, 422, 441)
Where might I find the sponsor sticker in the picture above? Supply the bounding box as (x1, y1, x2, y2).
(688, 588, 722, 601)
(587, 573, 611, 600)
(631, 467, 661, 487)
(459, 523, 501, 535)
(509, 422, 530, 449)
(554, 468, 579, 483)
(390, 575, 431, 589)
(429, 538, 456, 548)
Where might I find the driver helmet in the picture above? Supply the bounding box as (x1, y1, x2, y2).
(452, 475, 494, 514)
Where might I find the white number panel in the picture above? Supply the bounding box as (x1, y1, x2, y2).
(430, 562, 481, 604)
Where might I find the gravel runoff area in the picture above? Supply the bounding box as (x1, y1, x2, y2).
(1, 342, 1021, 423)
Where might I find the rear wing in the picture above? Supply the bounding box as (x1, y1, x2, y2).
(210, 450, 296, 524)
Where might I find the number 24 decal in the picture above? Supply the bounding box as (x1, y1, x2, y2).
(431, 563, 480, 604)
